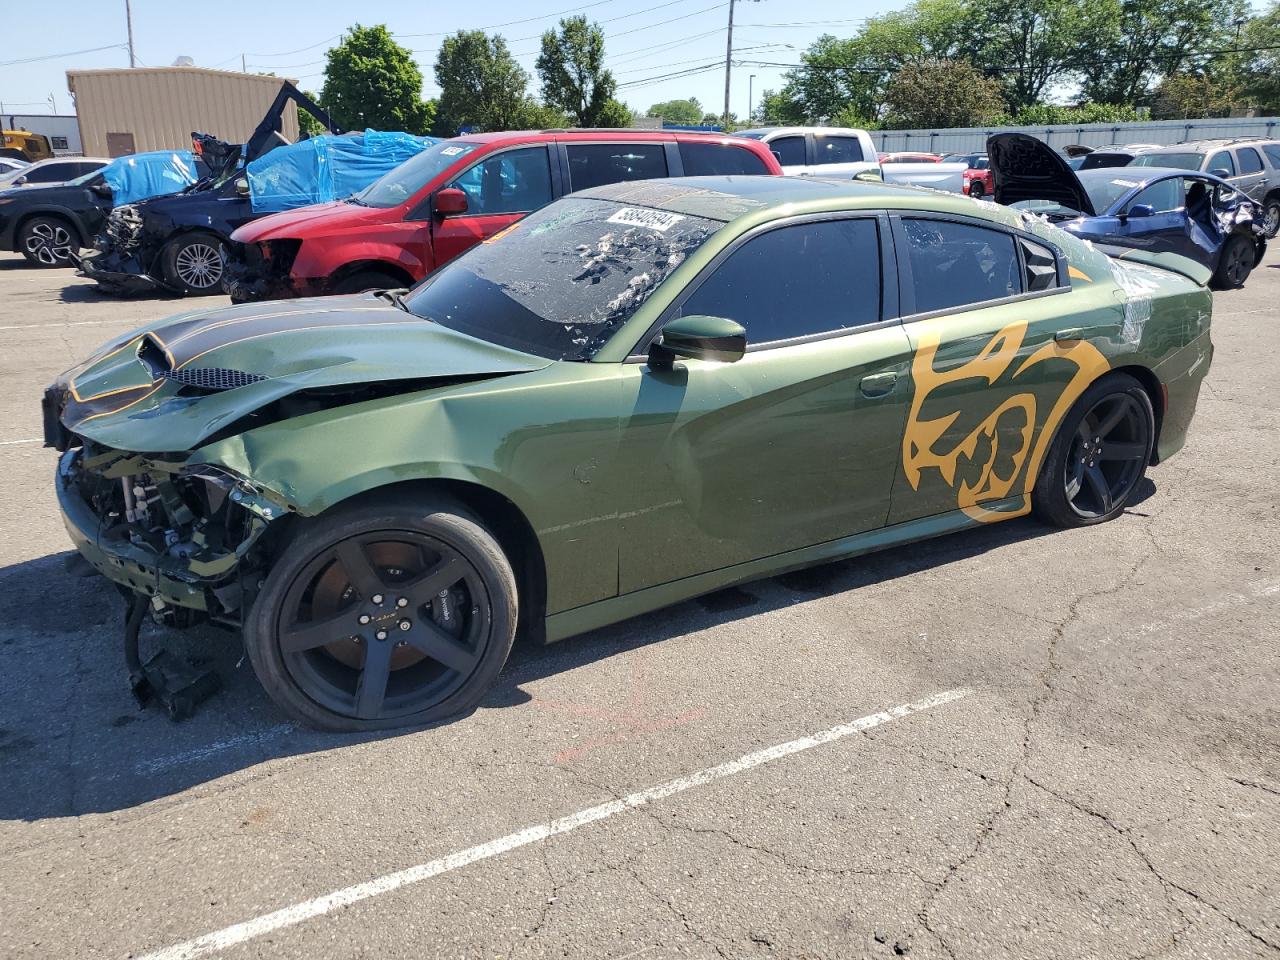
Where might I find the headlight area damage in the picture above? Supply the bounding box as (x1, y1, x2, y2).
(77, 204, 168, 296)
(56, 442, 290, 718)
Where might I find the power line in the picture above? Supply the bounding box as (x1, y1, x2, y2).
(0, 42, 127, 68)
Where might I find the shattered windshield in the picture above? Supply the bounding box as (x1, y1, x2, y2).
(403, 197, 722, 361)
(355, 141, 478, 207)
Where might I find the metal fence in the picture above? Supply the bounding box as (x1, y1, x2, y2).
(870, 116, 1280, 154)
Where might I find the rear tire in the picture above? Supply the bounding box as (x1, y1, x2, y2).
(1263, 196, 1280, 239)
(333, 269, 402, 296)
(1031, 373, 1154, 528)
(968, 182, 985, 200)
(1210, 235, 1256, 289)
(244, 494, 518, 732)
(161, 232, 226, 295)
(19, 215, 77, 267)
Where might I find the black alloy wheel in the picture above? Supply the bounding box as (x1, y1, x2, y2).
(1061, 393, 1151, 520)
(1033, 372, 1154, 528)
(245, 497, 517, 731)
(1212, 235, 1257, 289)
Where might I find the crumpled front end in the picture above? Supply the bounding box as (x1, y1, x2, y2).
(55, 439, 286, 618)
(78, 204, 166, 295)
(221, 238, 306, 302)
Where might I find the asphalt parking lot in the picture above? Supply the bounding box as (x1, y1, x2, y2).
(0, 248, 1277, 960)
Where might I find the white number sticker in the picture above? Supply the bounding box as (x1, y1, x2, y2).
(606, 207, 685, 232)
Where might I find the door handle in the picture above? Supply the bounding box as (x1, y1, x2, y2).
(859, 371, 898, 398)
(1054, 328, 1085, 342)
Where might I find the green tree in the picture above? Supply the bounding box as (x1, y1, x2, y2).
(535, 16, 618, 126)
(595, 99, 634, 127)
(646, 98, 704, 124)
(1239, 1, 1280, 112)
(1149, 70, 1243, 117)
(969, 0, 1121, 111)
(515, 98, 571, 128)
(1081, 0, 1248, 105)
(882, 60, 1006, 128)
(320, 24, 433, 133)
(297, 91, 326, 137)
(1004, 102, 1144, 123)
(756, 88, 806, 125)
(434, 31, 531, 134)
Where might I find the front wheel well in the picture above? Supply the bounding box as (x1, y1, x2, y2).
(319, 478, 547, 646)
(331, 259, 415, 290)
(1107, 364, 1164, 463)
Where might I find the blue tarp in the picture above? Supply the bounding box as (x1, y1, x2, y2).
(102, 150, 200, 205)
(247, 130, 439, 213)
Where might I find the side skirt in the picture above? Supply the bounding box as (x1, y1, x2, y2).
(543, 497, 1025, 644)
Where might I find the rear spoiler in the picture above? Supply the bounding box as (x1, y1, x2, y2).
(1094, 244, 1213, 287)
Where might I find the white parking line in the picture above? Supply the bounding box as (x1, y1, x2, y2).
(133, 724, 296, 776)
(0, 318, 135, 331)
(0, 438, 42, 446)
(136, 687, 973, 960)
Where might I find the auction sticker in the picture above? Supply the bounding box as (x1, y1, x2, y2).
(606, 208, 685, 231)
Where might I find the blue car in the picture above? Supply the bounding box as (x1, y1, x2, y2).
(989, 133, 1266, 289)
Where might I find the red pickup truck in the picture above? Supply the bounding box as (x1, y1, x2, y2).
(224, 129, 782, 301)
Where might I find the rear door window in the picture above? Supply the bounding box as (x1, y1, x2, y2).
(901, 218, 1021, 314)
(565, 142, 668, 192)
(767, 136, 806, 166)
(26, 165, 67, 183)
(678, 218, 882, 345)
(1263, 143, 1280, 167)
(814, 136, 865, 165)
(1237, 147, 1263, 174)
(679, 142, 769, 175)
(448, 147, 553, 216)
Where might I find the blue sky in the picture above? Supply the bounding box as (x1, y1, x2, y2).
(0, 0, 895, 121)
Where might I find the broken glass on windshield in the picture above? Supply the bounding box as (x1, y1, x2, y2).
(403, 198, 722, 360)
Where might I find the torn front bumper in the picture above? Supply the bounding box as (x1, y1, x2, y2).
(55, 446, 276, 614)
(221, 238, 304, 302)
(78, 249, 164, 295)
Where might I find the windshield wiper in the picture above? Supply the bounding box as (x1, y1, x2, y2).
(343, 195, 368, 206)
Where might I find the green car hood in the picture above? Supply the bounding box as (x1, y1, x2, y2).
(53, 295, 552, 453)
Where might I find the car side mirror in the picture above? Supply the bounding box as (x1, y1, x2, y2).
(89, 182, 112, 198)
(649, 315, 747, 369)
(14, 176, 27, 186)
(434, 187, 468, 217)
(234, 177, 250, 197)
(1210, 167, 1232, 179)
(1125, 203, 1154, 219)
(854, 169, 882, 182)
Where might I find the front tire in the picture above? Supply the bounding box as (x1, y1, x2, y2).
(19, 215, 77, 266)
(162, 232, 225, 295)
(1211, 235, 1257, 289)
(333, 269, 401, 296)
(1032, 373, 1154, 528)
(1262, 196, 1280, 239)
(244, 495, 518, 731)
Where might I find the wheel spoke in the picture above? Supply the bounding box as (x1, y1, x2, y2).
(334, 540, 385, 599)
(1100, 441, 1146, 462)
(1076, 414, 1095, 443)
(1065, 461, 1084, 500)
(1084, 463, 1113, 512)
(354, 639, 394, 719)
(405, 619, 481, 674)
(404, 557, 463, 605)
(281, 612, 354, 652)
(1095, 398, 1132, 438)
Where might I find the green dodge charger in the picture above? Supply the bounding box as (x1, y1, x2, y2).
(44, 176, 1214, 730)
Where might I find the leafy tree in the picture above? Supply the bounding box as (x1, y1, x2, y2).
(535, 16, 618, 126)
(1239, 1, 1280, 112)
(320, 25, 433, 133)
(297, 91, 326, 137)
(1149, 70, 1243, 117)
(756, 88, 806, 125)
(1081, 0, 1248, 105)
(595, 99, 634, 127)
(515, 98, 571, 128)
(882, 60, 1006, 128)
(1003, 102, 1144, 123)
(968, 0, 1121, 111)
(434, 31, 531, 134)
(646, 98, 704, 124)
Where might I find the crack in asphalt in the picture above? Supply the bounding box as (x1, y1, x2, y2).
(1225, 776, 1280, 800)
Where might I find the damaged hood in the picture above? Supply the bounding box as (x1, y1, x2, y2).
(51, 295, 552, 452)
(231, 200, 375, 243)
(988, 133, 1096, 216)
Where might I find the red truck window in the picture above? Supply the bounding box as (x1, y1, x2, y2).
(448, 147, 554, 215)
(680, 142, 770, 176)
(566, 143, 668, 191)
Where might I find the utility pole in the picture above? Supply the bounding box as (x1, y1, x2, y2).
(748, 74, 756, 125)
(124, 0, 136, 67)
(242, 54, 247, 73)
(722, 0, 735, 131)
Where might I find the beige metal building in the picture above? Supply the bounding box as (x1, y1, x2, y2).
(66, 67, 299, 157)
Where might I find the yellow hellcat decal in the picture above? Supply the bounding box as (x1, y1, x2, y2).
(903, 319, 1109, 522)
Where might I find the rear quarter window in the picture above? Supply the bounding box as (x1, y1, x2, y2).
(767, 136, 806, 166)
(1237, 147, 1263, 174)
(679, 142, 770, 176)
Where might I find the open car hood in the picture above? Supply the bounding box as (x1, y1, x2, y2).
(988, 133, 1096, 217)
(50, 295, 551, 453)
